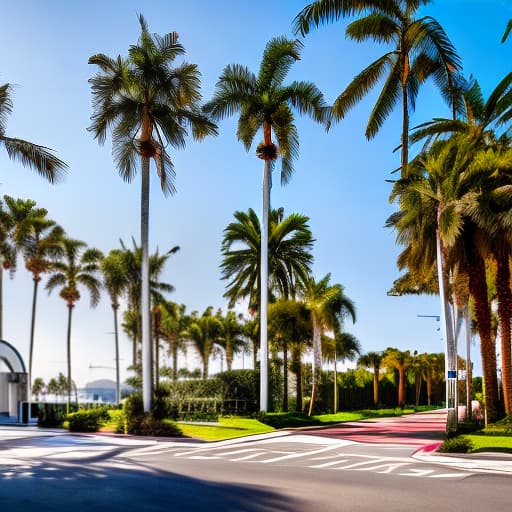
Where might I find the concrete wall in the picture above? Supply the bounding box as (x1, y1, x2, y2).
(0, 372, 28, 418)
(0, 373, 8, 413)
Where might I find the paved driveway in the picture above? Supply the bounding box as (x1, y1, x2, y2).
(302, 410, 447, 446)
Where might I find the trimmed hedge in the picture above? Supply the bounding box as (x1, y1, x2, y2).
(38, 403, 77, 427)
(67, 407, 110, 432)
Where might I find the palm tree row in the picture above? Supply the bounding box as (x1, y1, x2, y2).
(221, 205, 357, 414)
(388, 69, 512, 422)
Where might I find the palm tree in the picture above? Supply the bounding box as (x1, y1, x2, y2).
(88, 14, 217, 412)
(46, 238, 102, 409)
(358, 351, 384, 406)
(268, 298, 312, 411)
(23, 216, 64, 388)
(419, 352, 444, 406)
(459, 148, 512, 415)
(294, 0, 462, 176)
(0, 196, 48, 338)
(382, 347, 412, 406)
(389, 138, 506, 422)
(218, 310, 246, 372)
(186, 307, 224, 379)
(119, 238, 179, 367)
(302, 274, 356, 415)
(323, 331, 360, 413)
(221, 207, 314, 311)
(101, 249, 128, 403)
(31, 377, 45, 401)
(0, 83, 68, 182)
(205, 36, 326, 411)
(410, 73, 512, 149)
(159, 302, 189, 381)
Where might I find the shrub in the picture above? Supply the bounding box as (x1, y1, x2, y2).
(128, 414, 182, 437)
(38, 403, 77, 428)
(67, 407, 110, 432)
(438, 436, 473, 453)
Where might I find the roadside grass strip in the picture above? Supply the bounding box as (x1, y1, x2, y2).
(178, 417, 274, 441)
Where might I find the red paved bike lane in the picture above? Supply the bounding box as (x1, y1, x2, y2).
(302, 410, 447, 447)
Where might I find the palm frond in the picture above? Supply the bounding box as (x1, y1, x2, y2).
(0, 83, 13, 135)
(1, 136, 68, 183)
(258, 37, 302, 90)
(346, 14, 398, 44)
(332, 52, 396, 122)
(366, 57, 401, 139)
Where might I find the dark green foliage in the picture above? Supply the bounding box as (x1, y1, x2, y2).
(123, 392, 182, 436)
(67, 407, 110, 432)
(438, 437, 473, 453)
(128, 414, 182, 437)
(160, 379, 223, 400)
(38, 403, 77, 427)
(258, 412, 322, 429)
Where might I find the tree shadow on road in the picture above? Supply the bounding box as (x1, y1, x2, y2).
(0, 459, 300, 511)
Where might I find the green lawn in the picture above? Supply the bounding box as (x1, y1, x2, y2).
(464, 434, 512, 453)
(179, 417, 275, 441)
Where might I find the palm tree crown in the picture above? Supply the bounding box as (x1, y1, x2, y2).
(88, 14, 217, 194)
(221, 207, 314, 310)
(0, 83, 68, 182)
(294, 0, 462, 176)
(204, 36, 326, 184)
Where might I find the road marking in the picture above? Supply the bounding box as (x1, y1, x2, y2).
(310, 459, 349, 468)
(218, 448, 264, 457)
(361, 462, 410, 474)
(399, 468, 435, 477)
(430, 473, 465, 478)
(230, 452, 270, 461)
(260, 445, 341, 464)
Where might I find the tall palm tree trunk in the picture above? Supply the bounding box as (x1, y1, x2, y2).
(426, 375, 432, 406)
(333, 352, 337, 414)
(0, 267, 3, 339)
(291, 346, 303, 412)
(66, 304, 73, 413)
(398, 367, 406, 406)
(113, 304, 120, 404)
(259, 157, 271, 411)
(436, 223, 457, 432)
(468, 252, 500, 423)
(401, 56, 410, 178)
(465, 303, 472, 420)
(141, 155, 152, 412)
(308, 315, 322, 416)
(202, 353, 209, 380)
(226, 337, 233, 372)
(373, 364, 379, 406)
(495, 251, 512, 415)
(29, 276, 41, 391)
(283, 339, 288, 412)
(172, 341, 178, 381)
(155, 333, 160, 388)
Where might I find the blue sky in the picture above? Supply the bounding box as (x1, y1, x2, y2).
(0, 0, 510, 386)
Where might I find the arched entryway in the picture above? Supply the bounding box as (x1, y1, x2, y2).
(0, 340, 28, 421)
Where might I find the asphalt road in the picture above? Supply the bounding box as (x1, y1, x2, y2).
(0, 425, 511, 512)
